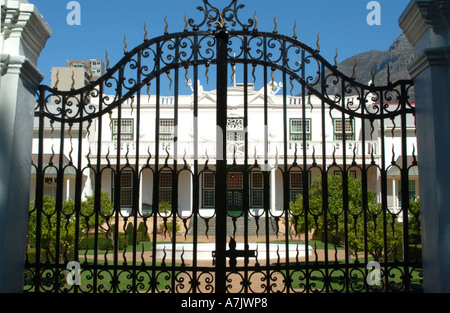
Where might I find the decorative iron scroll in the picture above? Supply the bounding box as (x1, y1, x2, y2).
(188, 0, 255, 30)
(36, 30, 414, 124)
(27, 0, 421, 294)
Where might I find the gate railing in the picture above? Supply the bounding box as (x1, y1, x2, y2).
(88, 140, 380, 161)
(26, 0, 421, 294)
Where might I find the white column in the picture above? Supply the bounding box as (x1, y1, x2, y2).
(190, 165, 194, 217)
(0, 0, 51, 292)
(270, 169, 276, 214)
(66, 178, 70, 201)
(400, 0, 450, 293)
(392, 178, 396, 212)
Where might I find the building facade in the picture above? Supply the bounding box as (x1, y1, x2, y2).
(30, 80, 418, 219)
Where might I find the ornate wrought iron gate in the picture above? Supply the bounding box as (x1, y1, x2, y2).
(25, 0, 422, 293)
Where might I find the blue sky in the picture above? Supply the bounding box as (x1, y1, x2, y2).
(30, 0, 411, 93)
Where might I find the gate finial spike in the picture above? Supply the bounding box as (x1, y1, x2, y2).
(68, 124, 73, 163)
(352, 58, 358, 79)
(147, 83, 151, 102)
(54, 70, 60, 89)
(130, 96, 134, 114)
(123, 35, 128, 54)
(370, 66, 375, 86)
(293, 20, 297, 39)
(334, 49, 339, 67)
(105, 50, 110, 70)
(164, 15, 169, 34)
(254, 11, 258, 30)
(231, 64, 236, 86)
(205, 65, 210, 84)
(271, 68, 275, 88)
(387, 64, 391, 84)
(166, 71, 173, 91)
(71, 71, 75, 89)
(273, 13, 278, 33)
(290, 76, 294, 97)
(316, 33, 320, 51)
(144, 22, 148, 40)
(185, 67, 189, 86)
(184, 12, 188, 31)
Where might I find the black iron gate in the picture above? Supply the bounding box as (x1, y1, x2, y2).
(25, 0, 422, 293)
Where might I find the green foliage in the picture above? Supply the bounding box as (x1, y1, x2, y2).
(289, 173, 405, 261)
(137, 221, 150, 242)
(125, 222, 136, 245)
(27, 191, 114, 262)
(159, 201, 172, 214)
(156, 201, 180, 239)
(159, 220, 181, 238)
(78, 232, 127, 251)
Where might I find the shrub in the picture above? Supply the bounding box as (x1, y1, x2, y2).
(137, 221, 150, 242)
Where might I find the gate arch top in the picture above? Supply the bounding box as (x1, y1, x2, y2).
(37, 0, 413, 124)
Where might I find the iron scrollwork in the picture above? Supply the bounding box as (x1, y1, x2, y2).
(188, 0, 255, 30)
(27, 0, 420, 294)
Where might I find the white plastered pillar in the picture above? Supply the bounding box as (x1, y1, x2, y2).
(0, 0, 51, 292)
(400, 0, 450, 293)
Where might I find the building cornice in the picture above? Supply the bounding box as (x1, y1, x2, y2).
(1, 53, 44, 88)
(399, 1, 431, 48)
(408, 45, 450, 78)
(1, 0, 51, 63)
(399, 0, 450, 79)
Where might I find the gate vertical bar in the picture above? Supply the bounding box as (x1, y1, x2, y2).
(132, 51, 142, 293)
(400, 82, 410, 291)
(301, 48, 310, 292)
(355, 89, 373, 291)
(192, 33, 200, 294)
(283, 59, 290, 293)
(360, 90, 369, 292)
(94, 81, 104, 293)
(113, 65, 124, 294)
(151, 41, 162, 294)
(215, 28, 228, 294)
(54, 95, 66, 292)
(172, 61, 180, 293)
(379, 91, 389, 290)
(341, 79, 349, 293)
(34, 86, 46, 293)
(281, 39, 290, 292)
(74, 92, 85, 294)
(263, 38, 271, 293)
(242, 34, 250, 293)
(320, 62, 329, 293)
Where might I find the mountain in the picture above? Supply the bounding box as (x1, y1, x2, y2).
(318, 33, 415, 100)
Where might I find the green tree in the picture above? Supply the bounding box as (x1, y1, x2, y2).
(408, 197, 421, 242)
(290, 174, 403, 261)
(28, 196, 76, 262)
(28, 191, 114, 262)
(157, 201, 180, 240)
(80, 190, 114, 232)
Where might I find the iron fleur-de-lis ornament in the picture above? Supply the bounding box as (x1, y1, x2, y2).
(187, 0, 255, 31)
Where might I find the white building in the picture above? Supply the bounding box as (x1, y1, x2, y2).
(30, 81, 418, 218)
